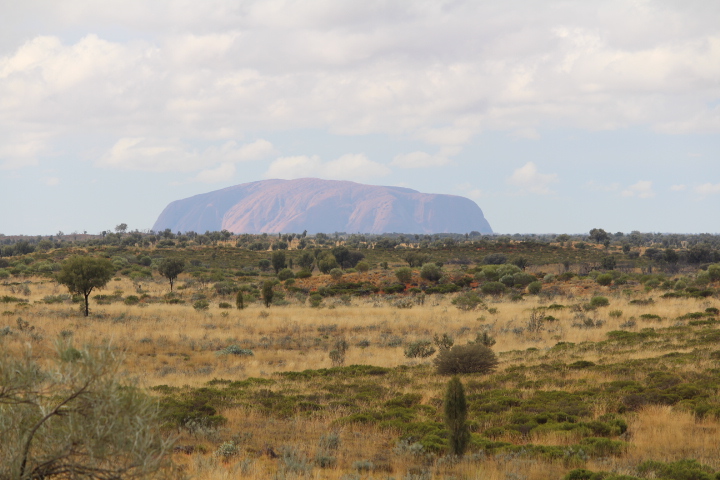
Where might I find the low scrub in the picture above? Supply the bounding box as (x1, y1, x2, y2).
(434, 343, 498, 375)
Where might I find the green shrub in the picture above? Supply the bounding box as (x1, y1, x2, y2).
(473, 331, 496, 347)
(579, 437, 627, 456)
(420, 264, 442, 282)
(433, 333, 454, 350)
(404, 340, 436, 359)
(481, 282, 506, 295)
(42, 294, 70, 304)
(295, 269, 312, 279)
(193, 299, 210, 311)
(500, 274, 515, 287)
(708, 264, 720, 282)
(395, 267, 413, 284)
(278, 268, 295, 281)
(309, 293, 323, 308)
(329, 268, 343, 280)
(356, 261, 370, 272)
(483, 253, 507, 265)
(159, 394, 227, 429)
(434, 343, 498, 375)
(590, 296, 609, 307)
(596, 274, 613, 286)
(527, 281, 542, 294)
(384, 283, 406, 294)
(637, 459, 717, 480)
(512, 272, 536, 287)
(123, 295, 140, 305)
(609, 310, 623, 318)
(558, 272, 575, 281)
(425, 284, 460, 294)
(696, 271, 711, 286)
(318, 254, 339, 274)
(213, 281, 238, 295)
(452, 292, 484, 311)
(615, 274, 630, 285)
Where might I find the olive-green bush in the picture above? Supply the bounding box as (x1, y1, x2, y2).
(434, 343, 498, 375)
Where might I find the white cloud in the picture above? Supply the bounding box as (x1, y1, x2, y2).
(264, 155, 322, 179)
(232, 139, 277, 161)
(467, 189, 484, 200)
(622, 180, 655, 198)
(324, 154, 391, 179)
(670, 184, 687, 192)
(193, 162, 236, 183)
(1, 1, 718, 163)
(0, 133, 48, 170)
(264, 154, 391, 181)
(694, 183, 720, 195)
(455, 182, 486, 200)
(508, 162, 559, 195)
(96, 138, 275, 172)
(391, 151, 452, 168)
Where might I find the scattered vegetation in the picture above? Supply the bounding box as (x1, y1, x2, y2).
(1, 229, 719, 478)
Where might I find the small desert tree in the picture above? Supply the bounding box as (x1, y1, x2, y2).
(589, 228, 609, 244)
(56, 256, 115, 316)
(444, 376, 470, 457)
(403, 252, 430, 268)
(0, 344, 174, 479)
(271, 251, 286, 274)
(297, 252, 315, 271)
(157, 258, 185, 292)
(317, 252, 340, 274)
(236, 290, 244, 310)
(261, 280, 275, 307)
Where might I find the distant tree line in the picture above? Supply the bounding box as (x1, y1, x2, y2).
(2, 228, 720, 266)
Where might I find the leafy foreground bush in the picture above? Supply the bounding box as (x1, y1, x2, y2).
(434, 343, 499, 375)
(0, 343, 173, 479)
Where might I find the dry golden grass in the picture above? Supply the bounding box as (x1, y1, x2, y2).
(627, 406, 720, 466)
(2, 273, 720, 479)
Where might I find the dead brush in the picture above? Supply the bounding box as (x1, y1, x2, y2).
(526, 310, 546, 333)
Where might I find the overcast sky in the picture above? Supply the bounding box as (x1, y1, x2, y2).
(1, 1, 719, 235)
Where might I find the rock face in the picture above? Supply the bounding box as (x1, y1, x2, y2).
(152, 178, 493, 234)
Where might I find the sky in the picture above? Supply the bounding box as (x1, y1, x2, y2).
(0, 0, 719, 236)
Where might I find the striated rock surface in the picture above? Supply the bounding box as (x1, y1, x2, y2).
(152, 178, 492, 234)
